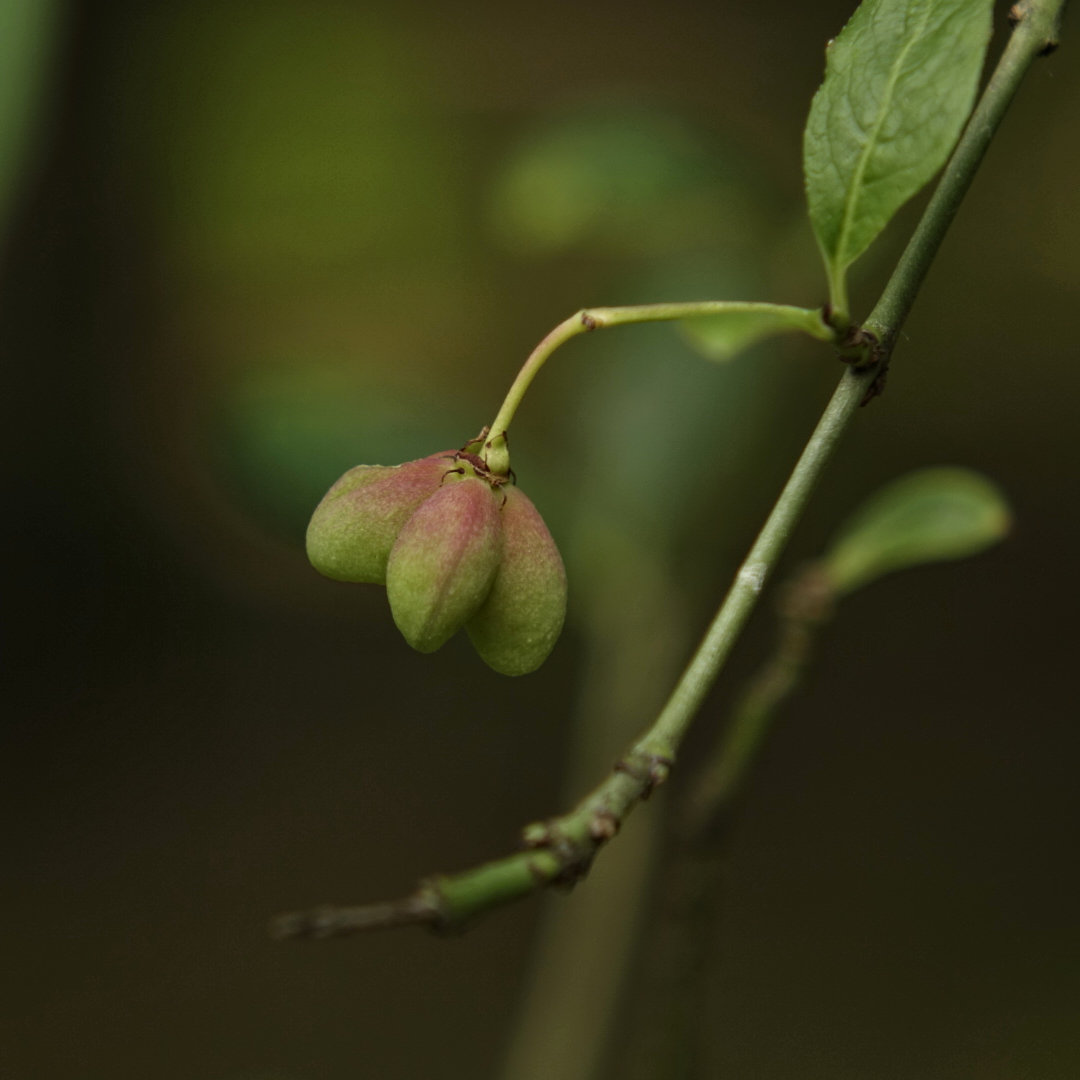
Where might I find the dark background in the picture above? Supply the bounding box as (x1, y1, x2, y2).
(3, 1, 1078, 1077)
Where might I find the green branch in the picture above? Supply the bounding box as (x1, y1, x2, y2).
(678, 564, 834, 838)
(270, 0, 1065, 941)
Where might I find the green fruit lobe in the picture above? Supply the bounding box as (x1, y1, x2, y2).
(467, 485, 567, 676)
(305, 452, 453, 584)
(386, 476, 504, 653)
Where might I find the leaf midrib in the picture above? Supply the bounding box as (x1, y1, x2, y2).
(833, 0, 934, 271)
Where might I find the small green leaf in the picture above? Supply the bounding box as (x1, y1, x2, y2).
(823, 467, 1011, 595)
(680, 303, 832, 362)
(803, 0, 994, 316)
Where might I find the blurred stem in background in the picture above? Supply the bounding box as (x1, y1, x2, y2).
(619, 562, 835, 1080)
(498, 521, 693, 1080)
(501, 557, 825, 1080)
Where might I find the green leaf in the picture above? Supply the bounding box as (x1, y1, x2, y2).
(680, 303, 832, 362)
(823, 467, 1011, 595)
(803, 0, 994, 316)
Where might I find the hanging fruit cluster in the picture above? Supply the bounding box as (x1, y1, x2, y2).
(307, 446, 566, 676)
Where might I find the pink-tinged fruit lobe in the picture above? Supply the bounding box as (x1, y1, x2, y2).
(305, 452, 453, 584)
(386, 476, 504, 653)
(467, 485, 567, 676)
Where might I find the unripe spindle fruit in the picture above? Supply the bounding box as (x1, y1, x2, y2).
(386, 475, 504, 653)
(466, 485, 567, 676)
(306, 452, 453, 584)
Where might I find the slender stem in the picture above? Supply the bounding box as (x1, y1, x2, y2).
(679, 564, 833, 837)
(482, 302, 832, 474)
(630, 369, 866, 763)
(827, 266, 850, 331)
(272, 0, 1065, 940)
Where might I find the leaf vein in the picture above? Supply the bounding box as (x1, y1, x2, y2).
(834, 0, 934, 271)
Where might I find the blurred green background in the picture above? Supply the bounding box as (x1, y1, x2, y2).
(3, 1, 1079, 1077)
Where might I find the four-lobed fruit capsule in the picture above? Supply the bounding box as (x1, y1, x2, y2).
(306, 449, 566, 675)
